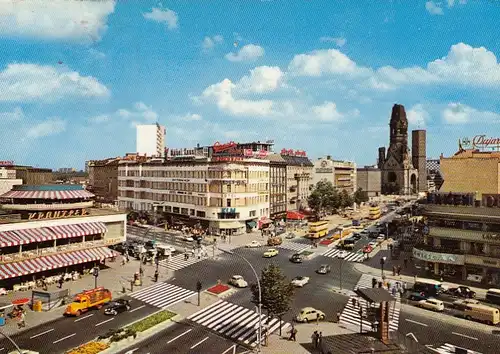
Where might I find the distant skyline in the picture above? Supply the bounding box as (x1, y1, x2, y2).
(1, 0, 500, 169)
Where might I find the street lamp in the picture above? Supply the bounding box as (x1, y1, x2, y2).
(218, 247, 262, 353)
(0, 329, 23, 354)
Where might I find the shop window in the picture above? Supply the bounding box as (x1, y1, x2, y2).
(196, 211, 206, 218)
(173, 207, 180, 214)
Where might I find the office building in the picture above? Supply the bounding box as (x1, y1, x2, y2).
(280, 149, 313, 211)
(357, 166, 382, 198)
(136, 123, 166, 158)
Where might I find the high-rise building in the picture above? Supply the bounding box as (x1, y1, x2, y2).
(267, 154, 287, 220)
(356, 166, 381, 198)
(412, 130, 427, 192)
(136, 123, 166, 158)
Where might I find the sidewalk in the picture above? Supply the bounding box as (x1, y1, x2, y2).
(0, 258, 165, 336)
(354, 262, 489, 298)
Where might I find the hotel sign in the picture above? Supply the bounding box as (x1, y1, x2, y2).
(24, 208, 89, 220)
(412, 248, 465, 265)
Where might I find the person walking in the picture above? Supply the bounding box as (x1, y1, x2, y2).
(288, 325, 297, 341)
(318, 332, 324, 353)
(351, 297, 357, 308)
(312, 330, 319, 348)
(154, 269, 159, 282)
(58, 274, 64, 289)
(17, 310, 26, 329)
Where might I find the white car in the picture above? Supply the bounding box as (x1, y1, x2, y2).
(182, 235, 194, 242)
(246, 241, 262, 248)
(376, 236, 385, 243)
(229, 275, 248, 288)
(291, 276, 310, 287)
(338, 250, 349, 258)
(417, 298, 444, 312)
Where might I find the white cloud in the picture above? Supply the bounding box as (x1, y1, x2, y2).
(288, 49, 371, 77)
(425, 1, 444, 15)
(27, 117, 66, 138)
(143, 7, 178, 30)
(407, 104, 429, 126)
(312, 101, 344, 121)
(442, 102, 500, 124)
(200, 79, 274, 117)
(0, 106, 23, 121)
(447, 0, 467, 7)
(0, 63, 110, 102)
(181, 113, 202, 121)
(202, 35, 224, 50)
(0, 0, 115, 43)
(319, 37, 346, 47)
(88, 102, 158, 125)
(226, 44, 265, 62)
(88, 48, 106, 59)
(88, 114, 110, 124)
(237, 66, 284, 94)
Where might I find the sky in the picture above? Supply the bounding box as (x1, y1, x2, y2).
(1, 0, 500, 170)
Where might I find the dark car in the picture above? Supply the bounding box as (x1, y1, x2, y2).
(408, 292, 428, 301)
(351, 233, 362, 240)
(290, 254, 303, 263)
(104, 299, 131, 316)
(448, 286, 476, 298)
(316, 264, 331, 274)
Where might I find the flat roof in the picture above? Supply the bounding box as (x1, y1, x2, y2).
(10, 184, 85, 191)
(422, 204, 500, 219)
(0, 207, 125, 225)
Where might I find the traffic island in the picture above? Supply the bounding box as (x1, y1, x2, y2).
(299, 250, 316, 260)
(319, 239, 334, 246)
(206, 283, 231, 295)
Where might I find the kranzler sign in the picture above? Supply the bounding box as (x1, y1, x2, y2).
(24, 208, 89, 220)
(412, 248, 465, 265)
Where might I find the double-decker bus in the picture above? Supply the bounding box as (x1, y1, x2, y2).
(368, 205, 381, 220)
(308, 220, 329, 239)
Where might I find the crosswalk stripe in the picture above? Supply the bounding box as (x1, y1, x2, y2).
(322, 248, 365, 262)
(278, 242, 312, 252)
(436, 343, 482, 354)
(187, 300, 289, 347)
(129, 282, 196, 309)
(158, 252, 217, 271)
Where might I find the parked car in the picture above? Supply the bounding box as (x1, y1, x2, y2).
(104, 299, 131, 316)
(286, 233, 296, 239)
(408, 292, 428, 301)
(263, 249, 279, 258)
(182, 235, 194, 242)
(295, 307, 326, 323)
(245, 240, 262, 248)
(363, 245, 373, 254)
(417, 298, 445, 312)
(290, 253, 303, 263)
(452, 298, 480, 311)
(291, 276, 310, 287)
(316, 264, 331, 274)
(338, 250, 349, 258)
(228, 275, 248, 288)
(267, 236, 283, 246)
(448, 286, 476, 298)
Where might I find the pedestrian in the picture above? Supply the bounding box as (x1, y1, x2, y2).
(351, 297, 357, 308)
(391, 287, 397, 296)
(154, 269, 159, 282)
(392, 266, 396, 276)
(372, 277, 377, 288)
(312, 331, 318, 347)
(404, 258, 408, 268)
(288, 325, 297, 341)
(318, 332, 323, 352)
(58, 275, 64, 289)
(18, 310, 26, 329)
(397, 265, 402, 276)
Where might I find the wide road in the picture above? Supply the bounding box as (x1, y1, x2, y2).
(116, 322, 249, 354)
(398, 305, 499, 353)
(0, 302, 159, 354)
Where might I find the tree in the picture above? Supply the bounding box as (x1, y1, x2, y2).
(308, 181, 340, 217)
(250, 264, 295, 337)
(339, 189, 353, 209)
(353, 188, 369, 205)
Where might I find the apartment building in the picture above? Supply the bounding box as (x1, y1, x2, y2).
(333, 160, 357, 194)
(280, 149, 313, 211)
(267, 154, 287, 220)
(117, 157, 270, 235)
(87, 158, 121, 204)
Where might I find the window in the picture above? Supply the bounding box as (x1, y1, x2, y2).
(227, 199, 232, 207)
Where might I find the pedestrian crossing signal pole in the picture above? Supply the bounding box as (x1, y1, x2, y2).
(380, 257, 386, 277)
(196, 280, 202, 306)
(93, 266, 99, 288)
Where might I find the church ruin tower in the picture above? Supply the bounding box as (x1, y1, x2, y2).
(390, 104, 408, 146)
(378, 147, 386, 169)
(412, 129, 427, 192)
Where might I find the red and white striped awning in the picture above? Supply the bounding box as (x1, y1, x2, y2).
(78, 222, 107, 236)
(48, 224, 87, 238)
(0, 189, 94, 200)
(0, 247, 117, 280)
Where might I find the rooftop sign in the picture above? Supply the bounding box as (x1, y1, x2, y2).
(0, 160, 14, 167)
(280, 149, 306, 157)
(461, 135, 500, 150)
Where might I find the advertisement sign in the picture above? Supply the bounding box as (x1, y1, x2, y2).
(280, 149, 306, 157)
(212, 141, 267, 161)
(0, 160, 14, 167)
(461, 135, 500, 150)
(412, 248, 465, 265)
(24, 208, 89, 220)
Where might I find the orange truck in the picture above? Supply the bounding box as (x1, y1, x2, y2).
(64, 287, 112, 316)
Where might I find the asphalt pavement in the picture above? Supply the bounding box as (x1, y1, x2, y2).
(116, 322, 249, 354)
(0, 301, 159, 354)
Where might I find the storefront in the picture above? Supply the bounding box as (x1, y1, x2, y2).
(412, 247, 466, 279)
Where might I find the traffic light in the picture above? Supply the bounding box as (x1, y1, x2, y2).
(93, 267, 99, 277)
(196, 280, 202, 292)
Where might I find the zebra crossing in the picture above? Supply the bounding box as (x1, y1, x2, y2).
(187, 299, 290, 348)
(434, 343, 481, 354)
(339, 274, 401, 333)
(278, 242, 312, 253)
(322, 248, 365, 262)
(129, 282, 196, 308)
(158, 252, 217, 271)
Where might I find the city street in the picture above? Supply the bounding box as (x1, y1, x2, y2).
(116, 322, 249, 354)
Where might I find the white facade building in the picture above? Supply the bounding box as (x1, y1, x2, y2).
(0, 167, 22, 196)
(118, 158, 270, 235)
(136, 123, 166, 158)
(312, 156, 357, 194)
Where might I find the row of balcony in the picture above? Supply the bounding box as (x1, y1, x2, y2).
(1, 201, 94, 211)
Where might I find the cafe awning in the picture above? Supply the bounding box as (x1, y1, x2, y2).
(0, 189, 94, 200)
(246, 221, 257, 228)
(0, 247, 117, 280)
(218, 221, 242, 229)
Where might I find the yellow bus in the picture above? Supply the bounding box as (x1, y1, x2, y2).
(308, 220, 329, 239)
(368, 205, 381, 220)
(463, 303, 500, 325)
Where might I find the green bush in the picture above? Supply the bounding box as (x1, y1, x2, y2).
(300, 250, 314, 256)
(128, 310, 176, 333)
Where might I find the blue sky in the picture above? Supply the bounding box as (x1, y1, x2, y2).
(1, 0, 500, 170)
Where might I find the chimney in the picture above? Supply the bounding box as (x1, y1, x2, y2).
(327, 155, 331, 160)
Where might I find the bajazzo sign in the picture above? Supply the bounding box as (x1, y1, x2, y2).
(212, 141, 268, 161)
(24, 208, 89, 220)
(461, 135, 500, 150)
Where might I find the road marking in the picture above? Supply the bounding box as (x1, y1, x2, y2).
(53, 333, 76, 344)
(30, 328, 54, 338)
(406, 332, 418, 342)
(452, 332, 478, 340)
(167, 329, 192, 343)
(190, 336, 209, 349)
(221, 345, 236, 354)
(130, 305, 145, 313)
(124, 349, 138, 354)
(405, 318, 428, 327)
(74, 313, 94, 322)
(0, 348, 5, 352)
(95, 318, 114, 326)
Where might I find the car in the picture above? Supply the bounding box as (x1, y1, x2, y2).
(363, 245, 373, 254)
(263, 249, 279, 258)
(291, 276, 310, 287)
(352, 233, 362, 240)
(290, 253, 303, 263)
(417, 298, 445, 312)
(286, 233, 296, 239)
(408, 292, 428, 301)
(376, 236, 385, 243)
(228, 275, 248, 288)
(295, 307, 326, 323)
(246, 240, 262, 248)
(338, 250, 349, 258)
(316, 264, 331, 274)
(8, 351, 39, 354)
(368, 241, 378, 247)
(448, 286, 476, 298)
(104, 299, 131, 316)
(360, 230, 369, 235)
(182, 235, 194, 242)
(452, 298, 480, 311)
